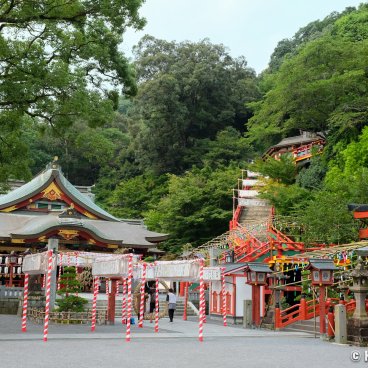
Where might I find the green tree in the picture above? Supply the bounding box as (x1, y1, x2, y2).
(128, 36, 259, 174)
(144, 166, 239, 253)
(56, 266, 88, 312)
(0, 1, 145, 184)
(251, 154, 297, 185)
(248, 5, 368, 152)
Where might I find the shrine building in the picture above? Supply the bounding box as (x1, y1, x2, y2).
(0, 160, 167, 286)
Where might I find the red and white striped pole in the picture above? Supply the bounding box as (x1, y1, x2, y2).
(122, 278, 127, 324)
(22, 273, 29, 332)
(43, 249, 53, 342)
(183, 282, 188, 321)
(115, 280, 120, 297)
(91, 276, 99, 332)
(105, 279, 109, 296)
(126, 254, 133, 342)
(154, 278, 159, 333)
(198, 259, 204, 342)
(42, 274, 46, 289)
(221, 267, 227, 327)
(138, 263, 147, 328)
(75, 252, 79, 297)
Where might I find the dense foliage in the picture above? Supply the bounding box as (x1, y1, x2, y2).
(1, 3, 367, 254)
(56, 267, 88, 312)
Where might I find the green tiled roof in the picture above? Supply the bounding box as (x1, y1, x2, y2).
(0, 165, 119, 221)
(0, 169, 53, 207)
(57, 173, 119, 221)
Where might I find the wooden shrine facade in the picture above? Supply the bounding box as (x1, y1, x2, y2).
(0, 160, 168, 286)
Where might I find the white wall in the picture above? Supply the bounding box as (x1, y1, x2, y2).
(236, 277, 251, 316)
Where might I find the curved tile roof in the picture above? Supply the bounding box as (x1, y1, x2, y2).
(0, 213, 168, 248)
(0, 165, 119, 221)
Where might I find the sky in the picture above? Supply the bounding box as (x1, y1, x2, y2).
(121, 0, 365, 74)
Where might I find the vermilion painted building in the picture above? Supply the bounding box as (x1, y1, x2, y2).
(0, 160, 167, 286)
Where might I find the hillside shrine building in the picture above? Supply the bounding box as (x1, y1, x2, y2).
(0, 160, 167, 287)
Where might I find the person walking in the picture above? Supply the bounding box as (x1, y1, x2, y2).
(166, 288, 177, 322)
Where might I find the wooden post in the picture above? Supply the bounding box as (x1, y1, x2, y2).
(275, 306, 281, 329)
(319, 286, 326, 336)
(300, 297, 307, 320)
(107, 279, 117, 325)
(252, 285, 261, 326)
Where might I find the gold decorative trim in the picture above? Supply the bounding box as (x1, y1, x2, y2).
(83, 211, 98, 219)
(58, 229, 79, 240)
(11, 239, 25, 244)
(1, 205, 18, 213)
(107, 244, 118, 249)
(42, 182, 63, 201)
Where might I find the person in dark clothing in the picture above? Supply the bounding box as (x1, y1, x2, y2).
(166, 288, 177, 322)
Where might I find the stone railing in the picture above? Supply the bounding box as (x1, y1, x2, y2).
(0, 286, 23, 299)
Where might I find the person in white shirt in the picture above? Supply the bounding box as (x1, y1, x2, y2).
(166, 288, 177, 322)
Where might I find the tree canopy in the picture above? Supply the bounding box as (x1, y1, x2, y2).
(0, 0, 145, 182)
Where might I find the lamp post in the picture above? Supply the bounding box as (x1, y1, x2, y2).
(306, 259, 336, 338)
(6, 252, 18, 287)
(244, 262, 272, 327)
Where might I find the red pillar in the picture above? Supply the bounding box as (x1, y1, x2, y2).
(252, 285, 261, 326)
(107, 279, 117, 325)
(179, 282, 185, 297)
(319, 286, 326, 335)
(299, 297, 307, 320)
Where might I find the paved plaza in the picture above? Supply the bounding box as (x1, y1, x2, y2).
(0, 315, 363, 368)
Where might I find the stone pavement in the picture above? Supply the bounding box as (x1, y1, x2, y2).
(0, 315, 361, 368)
(0, 314, 310, 340)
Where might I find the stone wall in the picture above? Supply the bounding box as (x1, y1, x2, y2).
(0, 298, 19, 314)
(17, 292, 46, 316)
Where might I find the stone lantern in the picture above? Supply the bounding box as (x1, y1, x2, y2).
(5, 251, 18, 287)
(306, 259, 337, 337)
(347, 246, 368, 345)
(244, 262, 272, 327)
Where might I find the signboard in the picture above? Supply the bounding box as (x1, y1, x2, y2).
(155, 261, 200, 280)
(203, 267, 221, 281)
(22, 252, 56, 274)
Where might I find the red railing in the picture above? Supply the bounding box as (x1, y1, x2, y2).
(275, 297, 367, 329)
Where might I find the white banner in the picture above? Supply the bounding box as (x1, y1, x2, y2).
(92, 258, 128, 277)
(133, 264, 156, 280)
(22, 252, 56, 274)
(155, 261, 200, 280)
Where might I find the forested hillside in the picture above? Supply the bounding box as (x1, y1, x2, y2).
(1, 2, 368, 255)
